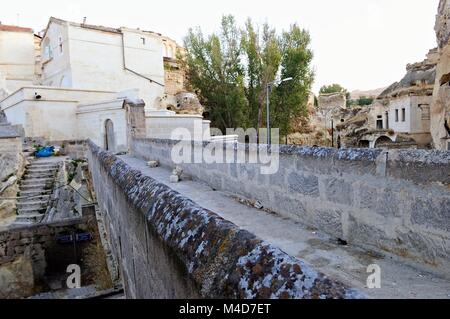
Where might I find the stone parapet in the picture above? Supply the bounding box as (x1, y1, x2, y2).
(131, 138, 450, 278)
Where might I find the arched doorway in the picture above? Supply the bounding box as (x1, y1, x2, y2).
(105, 119, 115, 152)
(374, 136, 394, 148)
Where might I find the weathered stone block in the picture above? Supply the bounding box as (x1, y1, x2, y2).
(229, 163, 238, 179)
(347, 215, 390, 249)
(358, 185, 378, 211)
(147, 160, 159, 168)
(376, 189, 400, 218)
(269, 170, 287, 189)
(324, 178, 354, 206)
(288, 172, 320, 197)
(311, 209, 343, 239)
(411, 197, 450, 232)
(169, 175, 179, 183)
(273, 192, 307, 221)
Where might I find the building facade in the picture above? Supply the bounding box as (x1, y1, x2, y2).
(0, 25, 39, 96)
(40, 18, 166, 112)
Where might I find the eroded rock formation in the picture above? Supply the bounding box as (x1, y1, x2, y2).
(431, 0, 450, 150)
(156, 92, 204, 115)
(0, 110, 24, 225)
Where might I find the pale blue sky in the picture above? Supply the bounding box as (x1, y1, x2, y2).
(1, 0, 440, 93)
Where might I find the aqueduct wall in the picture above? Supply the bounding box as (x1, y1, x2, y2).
(87, 141, 362, 299)
(131, 138, 450, 278)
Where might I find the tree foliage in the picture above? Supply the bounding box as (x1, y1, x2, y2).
(183, 16, 314, 139)
(319, 83, 347, 95)
(357, 96, 374, 106)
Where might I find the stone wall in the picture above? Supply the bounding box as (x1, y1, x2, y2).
(0, 211, 98, 298)
(131, 138, 450, 278)
(87, 140, 362, 299)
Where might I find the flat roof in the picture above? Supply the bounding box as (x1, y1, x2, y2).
(0, 24, 33, 33)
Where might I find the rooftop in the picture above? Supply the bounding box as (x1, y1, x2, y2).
(0, 24, 33, 33)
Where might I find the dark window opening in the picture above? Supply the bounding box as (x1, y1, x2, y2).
(402, 108, 406, 122)
(376, 119, 383, 130)
(395, 109, 399, 122)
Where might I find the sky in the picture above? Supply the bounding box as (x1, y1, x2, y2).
(1, 0, 440, 93)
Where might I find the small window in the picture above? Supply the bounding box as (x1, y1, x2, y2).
(376, 119, 383, 130)
(402, 108, 406, 122)
(395, 109, 399, 122)
(43, 38, 53, 60)
(141, 37, 146, 45)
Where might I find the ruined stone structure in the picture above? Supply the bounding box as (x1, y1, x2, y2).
(162, 36, 187, 97)
(317, 92, 347, 114)
(431, 0, 450, 150)
(0, 208, 112, 299)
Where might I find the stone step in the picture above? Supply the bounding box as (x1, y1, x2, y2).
(16, 201, 48, 211)
(21, 177, 54, 185)
(26, 165, 59, 170)
(14, 214, 45, 225)
(19, 189, 52, 198)
(20, 183, 52, 191)
(24, 172, 56, 179)
(26, 168, 58, 174)
(17, 207, 47, 215)
(30, 161, 59, 166)
(17, 194, 50, 203)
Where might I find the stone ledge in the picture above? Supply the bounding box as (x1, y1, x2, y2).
(132, 138, 450, 185)
(89, 140, 364, 299)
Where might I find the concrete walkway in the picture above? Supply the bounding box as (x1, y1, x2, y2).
(119, 155, 450, 299)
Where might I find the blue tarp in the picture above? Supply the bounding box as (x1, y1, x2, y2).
(35, 146, 55, 158)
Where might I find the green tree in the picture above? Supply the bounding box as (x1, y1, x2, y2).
(183, 16, 247, 132)
(357, 96, 374, 106)
(241, 20, 282, 131)
(183, 16, 314, 140)
(270, 25, 314, 140)
(319, 83, 347, 95)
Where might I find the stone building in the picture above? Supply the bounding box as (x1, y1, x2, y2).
(0, 25, 40, 96)
(39, 17, 165, 112)
(335, 50, 437, 149)
(431, 0, 450, 150)
(374, 49, 437, 147)
(0, 18, 223, 152)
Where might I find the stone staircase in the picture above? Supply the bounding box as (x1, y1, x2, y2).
(14, 160, 60, 225)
